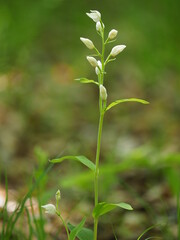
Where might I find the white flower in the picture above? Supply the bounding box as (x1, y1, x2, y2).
(96, 21, 104, 32)
(110, 45, 126, 57)
(96, 22, 101, 31)
(108, 29, 118, 40)
(95, 60, 102, 75)
(80, 37, 94, 49)
(42, 204, 56, 215)
(86, 56, 98, 67)
(86, 10, 101, 22)
(100, 84, 107, 101)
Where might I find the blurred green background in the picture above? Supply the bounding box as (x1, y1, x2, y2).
(0, 0, 180, 239)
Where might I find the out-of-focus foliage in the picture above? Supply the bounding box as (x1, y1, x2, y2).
(0, 0, 180, 239)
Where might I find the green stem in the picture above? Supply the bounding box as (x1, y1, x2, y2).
(94, 22, 106, 240)
(94, 218, 98, 240)
(94, 108, 104, 204)
(101, 22, 105, 85)
(94, 107, 104, 240)
(57, 211, 70, 240)
(94, 46, 102, 57)
(104, 54, 111, 66)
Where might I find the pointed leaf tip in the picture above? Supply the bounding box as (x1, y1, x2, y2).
(69, 217, 86, 240)
(68, 223, 93, 240)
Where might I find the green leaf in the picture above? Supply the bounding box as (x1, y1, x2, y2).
(69, 218, 86, 240)
(93, 202, 133, 219)
(50, 155, 95, 172)
(106, 98, 149, 111)
(68, 223, 93, 240)
(75, 78, 99, 85)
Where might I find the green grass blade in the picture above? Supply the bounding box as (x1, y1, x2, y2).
(177, 191, 180, 239)
(112, 225, 118, 240)
(37, 195, 46, 240)
(30, 197, 42, 240)
(137, 225, 157, 240)
(25, 207, 33, 240)
(145, 237, 162, 240)
(2, 172, 8, 238)
(6, 163, 53, 239)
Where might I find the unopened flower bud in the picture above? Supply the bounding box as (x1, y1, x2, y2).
(95, 60, 102, 75)
(96, 21, 104, 32)
(42, 204, 56, 215)
(55, 190, 61, 201)
(80, 37, 94, 49)
(87, 56, 98, 67)
(100, 84, 107, 101)
(86, 10, 101, 22)
(108, 29, 118, 40)
(110, 45, 126, 57)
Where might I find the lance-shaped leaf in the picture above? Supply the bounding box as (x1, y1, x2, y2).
(50, 155, 95, 172)
(93, 202, 133, 219)
(75, 78, 99, 85)
(106, 98, 149, 111)
(68, 223, 93, 240)
(69, 217, 86, 240)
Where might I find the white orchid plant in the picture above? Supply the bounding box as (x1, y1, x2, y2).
(42, 10, 149, 240)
